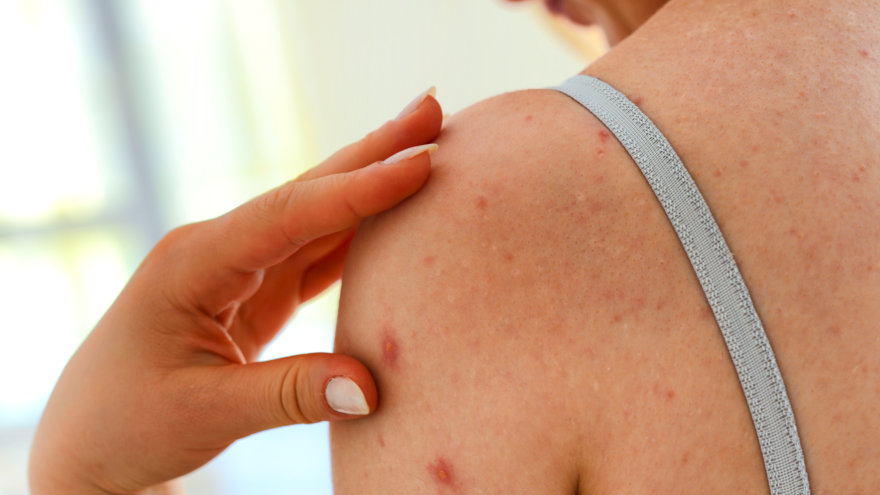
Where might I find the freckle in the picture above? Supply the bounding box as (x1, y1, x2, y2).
(476, 196, 488, 210)
(427, 457, 456, 487)
(525, 114, 533, 122)
(859, 48, 870, 57)
(423, 255, 436, 266)
(598, 129, 611, 142)
(700, 305, 713, 320)
(381, 330, 400, 369)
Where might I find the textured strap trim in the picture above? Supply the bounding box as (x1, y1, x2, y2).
(551, 75, 810, 495)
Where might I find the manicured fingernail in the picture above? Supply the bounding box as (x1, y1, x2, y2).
(383, 143, 438, 165)
(326, 377, 369, 415)
(396, 86, 436, 120)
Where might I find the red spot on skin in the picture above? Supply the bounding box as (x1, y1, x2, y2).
(770, 188, 784, 204)
(428, 457, 456, 487)
(655, 300, 665, 311)
(681, 452, 691, 466)
(476, 196, 488, 210)
(598, 129, 611, 143)
(699, 305, 713, 320)
(631, 96, 644, 106)
(859, 48, 870, 58)
(423, 255, 436, 266)
(593, 174, 605, 184)
(381, 330, 400, 369)
(378, 434, 386, 448)
(666, 389, 676, 401)
(612, 314, 623, 323)
(525, 114, 533, 122)
(739, 160, 750, 168)
(713, 168, 722, 177)
(828, 325, 842, 337)
(503, 252, 514, 262)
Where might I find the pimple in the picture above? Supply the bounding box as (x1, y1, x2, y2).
(525, 114, 533, 122)
(476, 196, 488, 210)
(427, 457, 456, 488)
(713, 168, 722, 177)
(666, 389, 676, 401)
(859, 48, 870, 58)
(598, 129, 611, 143)
(631, 95, 644, 106)
(503, 252, 514, 262)
(423, 255, 436, 266)
(381, 329, 400, 369)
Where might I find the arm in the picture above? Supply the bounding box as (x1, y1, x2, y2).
(329, 89, 602, 494)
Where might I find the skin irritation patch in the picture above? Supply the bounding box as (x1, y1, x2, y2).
(476, 196, 488, 210)
(427, 457, 457, 489)
(381, 329, 400, 369)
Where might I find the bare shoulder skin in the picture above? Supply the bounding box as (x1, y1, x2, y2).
(331, 1, 880, 493)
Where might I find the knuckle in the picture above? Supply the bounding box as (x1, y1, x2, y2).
(253, 182, 309, 250)
(278, 363, 316, 425)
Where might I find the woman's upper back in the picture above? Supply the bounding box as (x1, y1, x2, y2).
(331, 2, 880, 493)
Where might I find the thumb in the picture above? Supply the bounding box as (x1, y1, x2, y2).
(209, 353, 378, 440)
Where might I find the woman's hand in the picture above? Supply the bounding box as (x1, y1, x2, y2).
(29, 89, 442, 495)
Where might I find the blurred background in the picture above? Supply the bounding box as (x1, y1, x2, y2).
(0, 1, 604, 493)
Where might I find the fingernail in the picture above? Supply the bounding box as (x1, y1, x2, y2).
(383, 143, 438, 165)
(396, 86, 436, 120)
(326, 377, 369, 415)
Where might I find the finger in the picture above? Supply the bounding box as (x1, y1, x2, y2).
(298, 232, 353, 303)
(228, 229, 354, 359)
(298, 89, 442, 181)
(218, 143, 435, 271)
(171, 145, 435, 317)
(206, 353, 378, 440)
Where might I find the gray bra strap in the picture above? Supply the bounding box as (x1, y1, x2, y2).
(551, 75, 810, 495)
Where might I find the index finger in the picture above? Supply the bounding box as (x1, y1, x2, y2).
(297, 90, 442, 181)
(175, 144, 436, 315)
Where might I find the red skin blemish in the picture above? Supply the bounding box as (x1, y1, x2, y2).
(377, 434, 386, 448)
(666, 389, 676, 401)
(427, 457, 456, 488)
(381, 329, 400, 369)
(525, 114, 533, 122)
(631, 96, 644, 106)
(503, 252, 514, 262)
(597, 129, 611, 143)
(859, 48, 870, 58)
(739, 160, 750, 168)
(423, 255, 436, 266)
(712, 168, 722, 177)
(476, 196, 488, 210)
